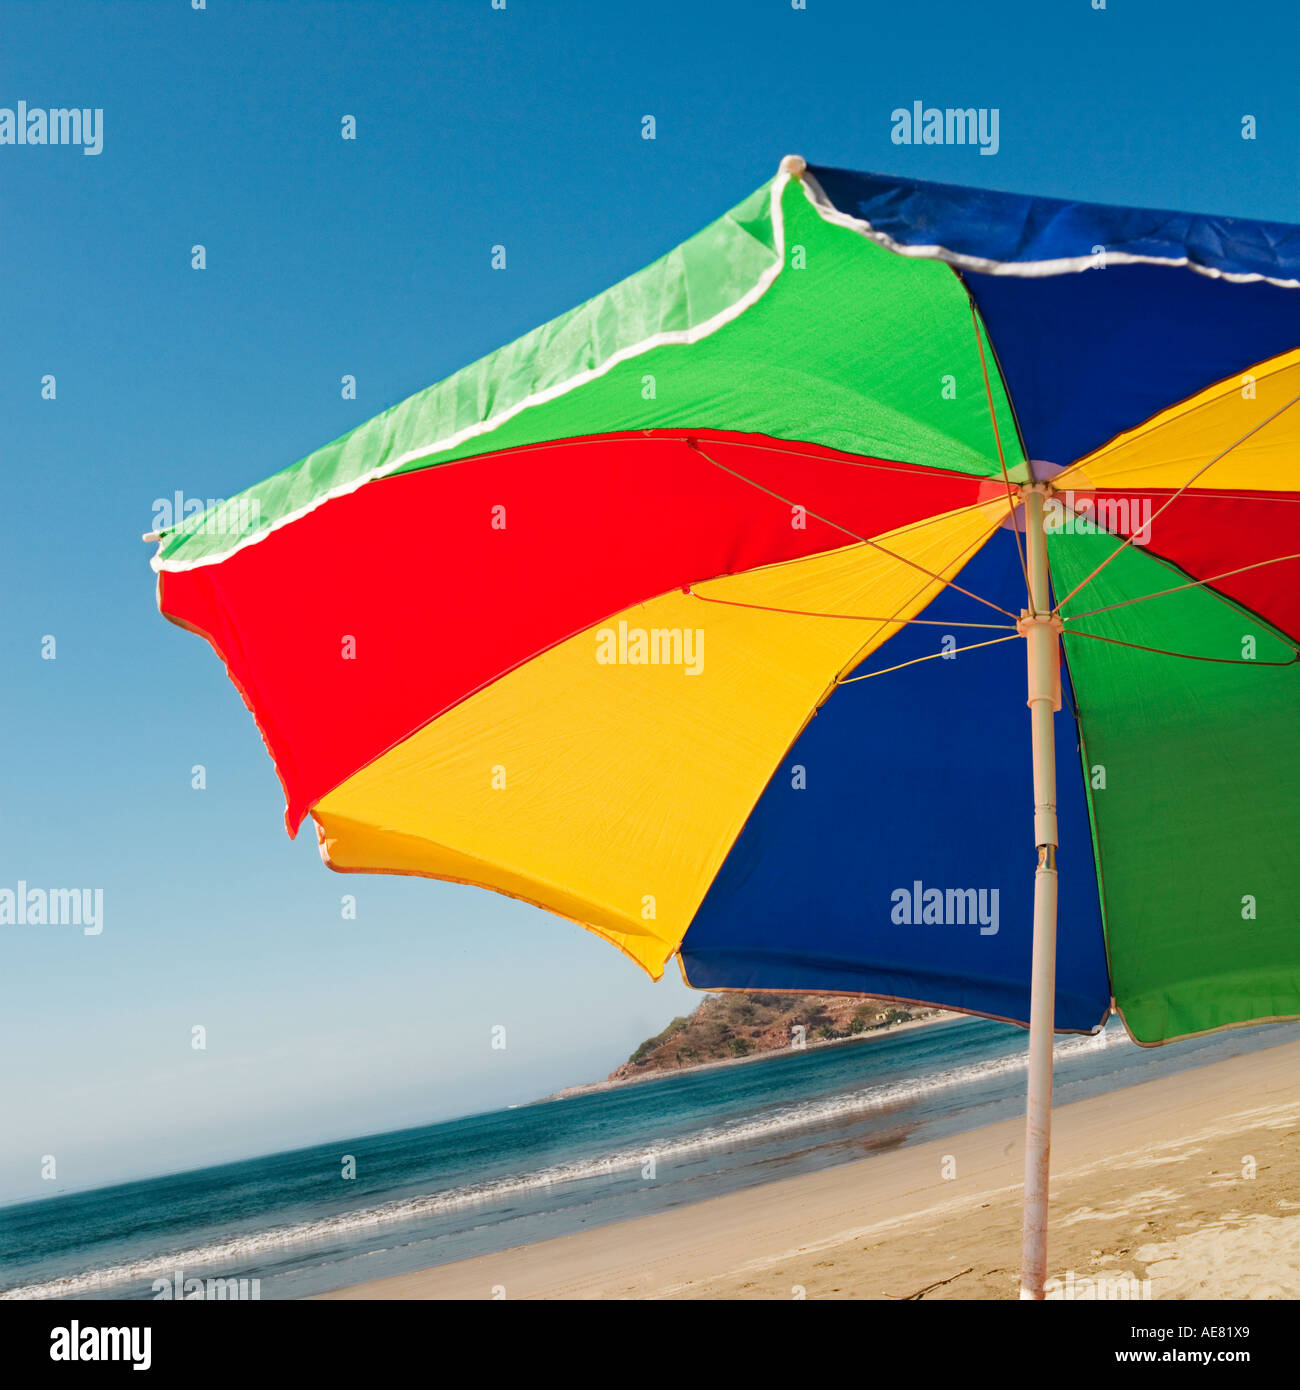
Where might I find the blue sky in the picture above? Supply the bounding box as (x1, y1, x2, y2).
(1, 0, 1296, 1202)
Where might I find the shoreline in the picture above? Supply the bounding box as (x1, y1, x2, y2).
(322, 1035, 1300, 1300)
(540, 1009, 959, 1102)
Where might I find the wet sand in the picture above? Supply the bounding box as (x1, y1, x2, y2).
(321, 1037, 1300, 1300)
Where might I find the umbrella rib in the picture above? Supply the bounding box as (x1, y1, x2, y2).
(689, 437, 985, 478)
(1051, 392, 1300, 613)
(1062, 487, 1300, 504)
(684, 589, 1017, 629)
(1063, 552, 1300, 651)
(969, 296, 1033, 604)
(483, 430, 1021, 482)
(837, 634, 1021, 684)
(688, 441, 1018, 619)
(1062, 628, 1299, 667)
(833, 515, 1018, 682)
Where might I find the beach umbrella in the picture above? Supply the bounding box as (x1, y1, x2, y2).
(148, 156, 1300, 1299)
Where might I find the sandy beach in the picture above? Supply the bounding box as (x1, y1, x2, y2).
(322, 1036, 1300, 1300)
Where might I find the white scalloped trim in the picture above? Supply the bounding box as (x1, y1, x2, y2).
(153, 166, 796, 575)
(799, 170, 1300, 289)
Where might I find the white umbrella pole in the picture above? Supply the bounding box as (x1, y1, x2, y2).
(1018, 483, 1061, 1300)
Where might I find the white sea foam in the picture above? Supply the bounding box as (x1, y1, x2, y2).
(1, 1027, 1121, 1300)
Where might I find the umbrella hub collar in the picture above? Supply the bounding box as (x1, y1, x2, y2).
(1016, 478, 1059, 508)
(1016, 610, 1064, 635)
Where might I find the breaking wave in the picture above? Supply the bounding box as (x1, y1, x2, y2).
(2, 1027, 1119, 1300)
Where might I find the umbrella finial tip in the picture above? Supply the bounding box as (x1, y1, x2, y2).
(780, 154, 807, 179)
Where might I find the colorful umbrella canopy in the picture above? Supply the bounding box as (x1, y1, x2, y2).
(151, 156, 1299, 1292)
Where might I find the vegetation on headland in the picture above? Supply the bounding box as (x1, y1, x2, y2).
(608, 991, 929, 1081)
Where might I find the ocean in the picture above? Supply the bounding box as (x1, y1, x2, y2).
(3, 1014, 1297, 1300)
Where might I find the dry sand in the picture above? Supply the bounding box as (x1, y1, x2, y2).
(321, 1037, 1300, 1301)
